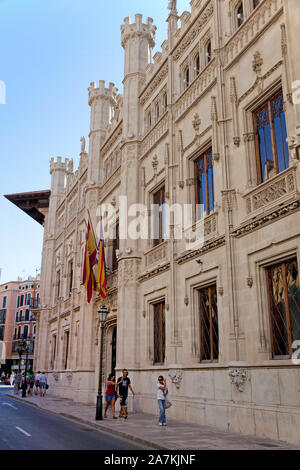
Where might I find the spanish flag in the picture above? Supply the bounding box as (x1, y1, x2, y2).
(82, 221, 97, 303)
(95, 217, 107, 300)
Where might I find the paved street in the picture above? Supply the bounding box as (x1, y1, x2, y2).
(0, 388, 148, 450)
(3, 387, 300, 450)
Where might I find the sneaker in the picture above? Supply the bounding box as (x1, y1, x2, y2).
(159, 422, 163, 426)
(124, 415, 128, 420)
(162, 423, 167, 426)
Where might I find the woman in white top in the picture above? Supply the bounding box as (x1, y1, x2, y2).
(10, 371, 15, 387)
(157, 375, 168, 426)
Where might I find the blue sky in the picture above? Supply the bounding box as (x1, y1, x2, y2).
(0, 0, 190, 284)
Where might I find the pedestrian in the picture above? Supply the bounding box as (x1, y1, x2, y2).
(157, 375, 168, 426)
(39, 372, 47, 397)
(117, 369, 135, 419)
(35, 371, 41, 395)
(1, 371, 5, 384)
(104, 373, 121, 419)
(10, 371, 16, 387)
(14, 371, 22, 394)
(28, 372, 35, 396)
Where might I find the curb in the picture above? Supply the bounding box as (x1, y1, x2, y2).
(5, 394, 167, 450)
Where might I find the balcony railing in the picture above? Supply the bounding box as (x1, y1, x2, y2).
(30, 298, 41, 310)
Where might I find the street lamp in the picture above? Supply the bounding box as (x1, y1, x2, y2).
(96, 305, 109, 420)
(22, 338, 33, 397)
(15, 338, 26, 374)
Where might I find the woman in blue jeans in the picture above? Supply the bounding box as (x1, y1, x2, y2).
(157, 375, 168, 426)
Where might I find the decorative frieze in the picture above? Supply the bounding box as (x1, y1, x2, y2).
(244, 167, 298, 215)
(232, 198, 300, 238)
(176, 236, 225, 265)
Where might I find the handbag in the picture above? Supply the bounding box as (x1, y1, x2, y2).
(164, 396, 172, 409)
(46, 384, 49, 390)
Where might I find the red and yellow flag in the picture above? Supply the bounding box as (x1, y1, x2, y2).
(95, 218, 107, 300)
(82, 221, 97, 303)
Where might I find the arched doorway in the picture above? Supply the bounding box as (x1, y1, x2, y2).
(111, 326, 117, 375)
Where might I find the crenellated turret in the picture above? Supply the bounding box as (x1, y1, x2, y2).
(87, 80, 119, 184)
(121, 14, 156, 139)
(50, 156, 73, 196)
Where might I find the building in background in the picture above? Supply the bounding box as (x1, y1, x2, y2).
(0, 276, 40, 374)
(5, 0, 300, 445)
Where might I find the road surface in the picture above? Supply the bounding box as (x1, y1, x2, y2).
(0, 388, 148, 450)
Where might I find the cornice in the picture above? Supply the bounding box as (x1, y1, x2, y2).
(232, 197, 300, 238)
(137, 262, 170, 283)
(176, 236, 225, 265)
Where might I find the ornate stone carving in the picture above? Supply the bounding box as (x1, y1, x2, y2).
(229, 368, 247, 392)
(252, 51, 263, 75)
(192, 113, 201, 133)
(53, 373, 59, 382)
(244, 169, 297, 215)
(233, 198, 300, 238)
(168, 368, 183, 389)
(247, 277, 253, 288)
(66, 373, 73, 384)
(172, 2, 214, 62)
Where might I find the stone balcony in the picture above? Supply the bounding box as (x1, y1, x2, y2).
(144, 241, 168, 269)
(223, 0, 283, 69)
(243, 166, 299, 218)
(141, 112, 169, 158)
(174, 58, 217, 122)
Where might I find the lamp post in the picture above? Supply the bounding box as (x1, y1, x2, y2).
(22, 338, 33, 398)
(96, 305, 109, 420)
(15, 338, 26, 374)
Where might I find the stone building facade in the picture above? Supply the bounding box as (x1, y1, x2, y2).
(0, 276, 39, 374)
(30, 0, 300, 445)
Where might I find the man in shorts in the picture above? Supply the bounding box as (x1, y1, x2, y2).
(117, 369, 135, 419)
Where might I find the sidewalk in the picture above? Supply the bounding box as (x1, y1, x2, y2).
(5, 390, 299, 450)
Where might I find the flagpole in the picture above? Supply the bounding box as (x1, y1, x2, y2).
(86, 208, 98, 244)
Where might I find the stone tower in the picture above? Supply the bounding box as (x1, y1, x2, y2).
(88, 81, 119, 186)
(116, 15, 156, 368)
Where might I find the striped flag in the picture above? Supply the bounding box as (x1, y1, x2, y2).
(82, 221, 97, 303)
(95, 216, 107, 300)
